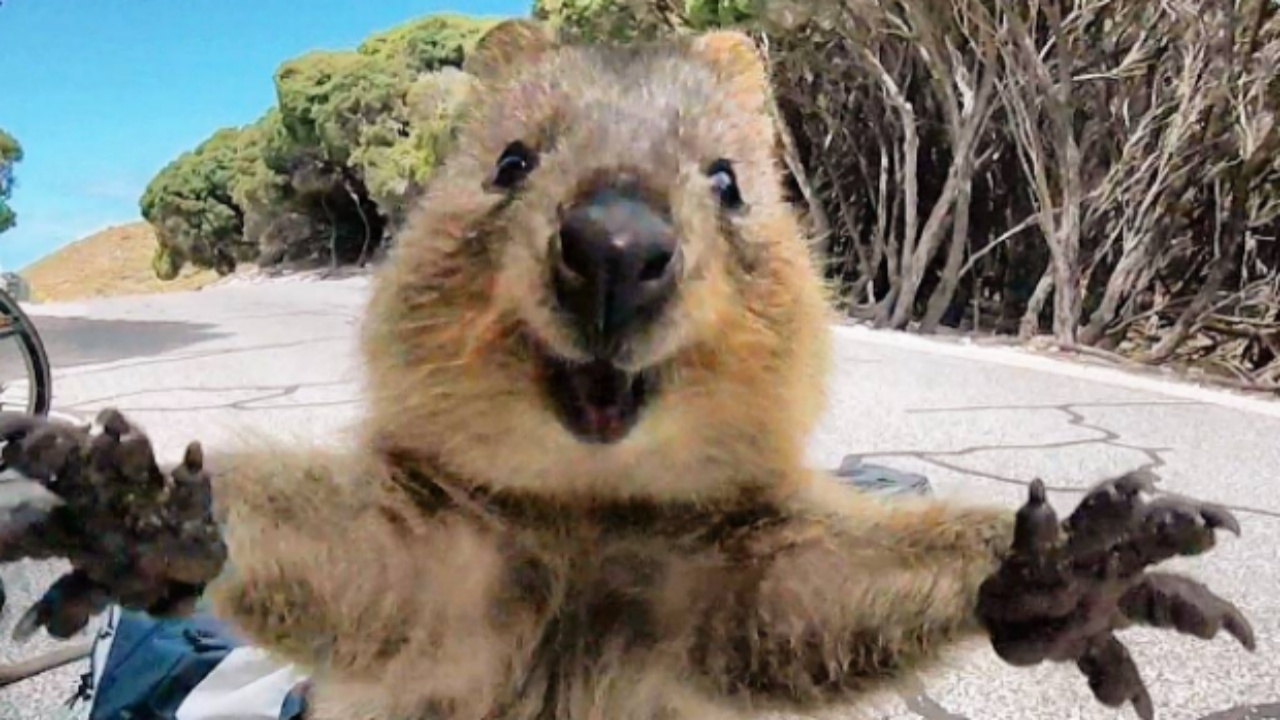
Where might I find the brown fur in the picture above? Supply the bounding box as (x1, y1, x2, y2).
(201, 20, 1016, 720)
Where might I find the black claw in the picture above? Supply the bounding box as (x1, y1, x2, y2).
(20, 428, 68, 481)
(1029, 478, 1047, 504)
(182, 441, 204, 473)
(1226, 610, 1258, 652)
(96, 408, 131, 439)
(11, 570, 108, 642)
(1120, 572, 1257, 653)
(1132, 683, 1155, 720)
(1077, 634, 1152, 719)
(117, 435, 160, 484)
(1114, 470, 1158, 496)
(0, 412, 43, 442)
(12, 601, 44, 643)
(1013, 478, 1061, 556)
(1136, 498, 1227, 561)
(89, 428, 121, 472)
(1064, 474, 1151, 550)
(1199, 505, 1241, 537)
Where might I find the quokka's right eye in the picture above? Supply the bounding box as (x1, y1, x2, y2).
(487, 141, 539, 191)
(705, 158, 745, 211)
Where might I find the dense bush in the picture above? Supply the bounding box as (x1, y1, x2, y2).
(781, 0, 1279, 386)
(140, 14, 492, 277)
(0, 127, 21, 236)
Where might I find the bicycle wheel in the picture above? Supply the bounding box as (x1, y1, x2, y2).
(0, 287, 52, 416)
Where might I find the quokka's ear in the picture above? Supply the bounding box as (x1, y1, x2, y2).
(687, 30, 771, 113)
(464, 18, 558, 84)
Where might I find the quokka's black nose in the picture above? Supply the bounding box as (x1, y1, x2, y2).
(552, 188, 680, 353)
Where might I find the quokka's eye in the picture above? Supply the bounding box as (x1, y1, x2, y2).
(488, 141, 539, 191)
(706, 158, 744, 211)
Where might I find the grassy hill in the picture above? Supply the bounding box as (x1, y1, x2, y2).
(19, 222, 226, 303)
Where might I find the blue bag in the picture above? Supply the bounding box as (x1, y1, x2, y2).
(82, 605, 309, 720)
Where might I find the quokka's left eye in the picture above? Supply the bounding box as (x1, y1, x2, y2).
(488, 140, 539, 191)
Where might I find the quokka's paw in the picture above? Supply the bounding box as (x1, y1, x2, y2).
(0, 408, 226, 639)
(977, 473, 1255, 720)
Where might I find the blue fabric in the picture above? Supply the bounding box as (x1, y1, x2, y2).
(88, 609, 305, 720)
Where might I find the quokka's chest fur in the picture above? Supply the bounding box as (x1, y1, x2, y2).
(417, 488, 783, 658)
(330, 469, 800, 718)
(453, 521, 763, 720)
(459, 488, 786, 632)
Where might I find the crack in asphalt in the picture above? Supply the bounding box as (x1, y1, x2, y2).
(51, 336, 352, 379)
(859, 401, 1280, 520)
(59, 380, 361, 413)
(906, 399, 1204, 411)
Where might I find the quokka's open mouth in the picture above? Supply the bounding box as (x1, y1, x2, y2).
(538, 351, 653, 444)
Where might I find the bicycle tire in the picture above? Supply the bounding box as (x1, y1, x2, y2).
(0, 287, 52, 417)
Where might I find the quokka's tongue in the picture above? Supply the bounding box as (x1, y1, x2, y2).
(582, 405, 626, 442)
(567, 361, 637, 442)
(569, 360, 628, 405)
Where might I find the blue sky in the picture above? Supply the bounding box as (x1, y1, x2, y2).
(0, 0, 527, 271)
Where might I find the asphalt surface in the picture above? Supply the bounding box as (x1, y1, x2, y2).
(0, 276, 1276, 720)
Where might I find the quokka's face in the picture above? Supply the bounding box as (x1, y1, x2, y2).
(374, 23, 829, 492)
(470, 45, 790, 446)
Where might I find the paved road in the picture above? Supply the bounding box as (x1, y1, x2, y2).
(0, 277, 1277, 720)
